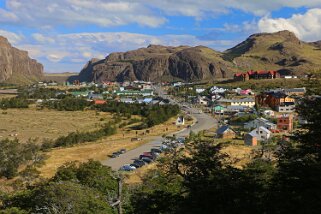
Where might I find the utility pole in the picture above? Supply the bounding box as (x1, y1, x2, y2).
(110, 176, 123, 214)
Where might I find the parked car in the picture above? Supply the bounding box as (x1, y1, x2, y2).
(133, 159, 146, 168)
(110, 152, 121, 158)
(143, 152, 154, 159)
(151, 148, 162, 154)
(119, 164, 136, 171)
(130, 163, 140, 168)
(141, 157, 153, 164)
(119, 149, 126, 154)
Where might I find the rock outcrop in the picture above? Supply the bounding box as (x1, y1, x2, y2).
(76, 45, 235, 83)
(0, 36, 43, 83)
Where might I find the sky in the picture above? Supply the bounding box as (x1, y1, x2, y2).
(1, 0, 321, 73)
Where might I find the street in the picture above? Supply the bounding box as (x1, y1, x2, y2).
(101, 85, 217, 170)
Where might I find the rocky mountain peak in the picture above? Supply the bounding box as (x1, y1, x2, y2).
(0, 35, 44, 83)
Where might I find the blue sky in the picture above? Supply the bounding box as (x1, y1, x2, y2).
(0, 0, 321, 73)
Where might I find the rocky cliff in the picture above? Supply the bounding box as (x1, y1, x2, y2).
(77, 45, 235, 82)
(0, 36, 43, 83)
(76, 31, 321, 82)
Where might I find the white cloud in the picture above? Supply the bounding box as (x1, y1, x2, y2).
(258, 8, 321, 41)
(5, 31, 237, 72)
(0, 29, 23, 44)
(1, 0, 321, 28)
(32, 33, 55, 43)
(1, 0, 166, 28)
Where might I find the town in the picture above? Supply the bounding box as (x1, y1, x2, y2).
(1, 1, 321, 212)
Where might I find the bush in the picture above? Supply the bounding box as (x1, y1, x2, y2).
(0, 98, 29, 109)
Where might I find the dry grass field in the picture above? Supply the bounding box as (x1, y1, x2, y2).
(0, 94, 16, 99)
(0, 108, 111, 142)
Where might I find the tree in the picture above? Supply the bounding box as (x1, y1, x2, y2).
(267, 96, 321, 213)
(4, 182, 114, 214)
(2, 161, 118, 213)
(0, 139, 43, 179)
(129, 138, 272, 214)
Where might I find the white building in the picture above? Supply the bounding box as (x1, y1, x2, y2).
(176, 116, 185, 126)
(217, 98, 255, 108)
(244, 117, 277, 130)
(252, 126, 272, 141)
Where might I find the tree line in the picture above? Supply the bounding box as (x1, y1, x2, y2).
(96, 102, 180, 128)
(41, 123, 117, 150)
(0, 97, 29, 109)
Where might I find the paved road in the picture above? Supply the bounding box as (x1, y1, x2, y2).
(102, 86, 217, 170)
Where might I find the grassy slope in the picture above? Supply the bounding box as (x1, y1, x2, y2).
(224, 31, 321, 73)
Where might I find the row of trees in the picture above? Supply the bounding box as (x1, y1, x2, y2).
(18, 87, 64, 100)
(96, 102, 180, 128)
(41, 123, 116, 149)
(0, 98, 29, 109)
(44, 97, 91, 111)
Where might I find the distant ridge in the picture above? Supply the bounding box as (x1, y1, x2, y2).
(72, 30, 321, 82)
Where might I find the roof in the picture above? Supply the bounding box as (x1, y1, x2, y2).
(248, 126, 271, 136)
(271, 92, 288, 98)
(226, 105, 247, 110)
(218, 98, 254, 103)
(284, 88, 306, 93)
(259, 126, 272, 134)
(216, 126, 234, 135)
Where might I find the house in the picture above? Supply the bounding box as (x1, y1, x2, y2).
(197, 96, 210, 106)
(217, 98, 255, 108)
(263, 110, 275, 117)
(282, 75, 298, 79)
(255, 91, 295, 110)
(244, 126, 272, 146)
(276, 104, 295, 113)
(213, 105, 225, 114)
(216, 126, 236, 139)
(277, 114, 294, 132)
(234, 70, 280, 81)
(88, 93, 104, 100)
(115, 89, 154, 97)
(283, 88, 306, 96)
(244, 117, 277, 130)
(119, 98, 135, 104)
(196, 88, 206, 94)
(223, 105, 250, 115)
(176, 116, 185, 126)
(93, 100, 106, 105)
(71, 91, 90, 97)
(235, 88, 253, 95)
(210, 86, 227, 94)
(173, 82, 183, 87)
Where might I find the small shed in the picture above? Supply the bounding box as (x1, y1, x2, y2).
(176, 116, 185, 126)
(216, 126, 236, 139)
(244, 132, 258, 146)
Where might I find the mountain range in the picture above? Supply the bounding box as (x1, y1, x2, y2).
(0, 36, 43, 84)
(74, 30, 321, 83)
(1, 30, 321, 84)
